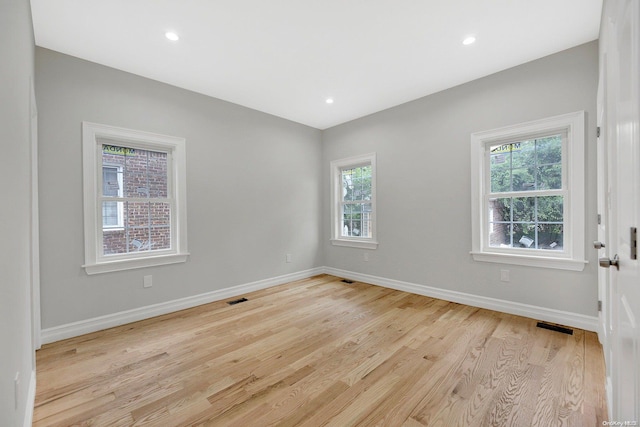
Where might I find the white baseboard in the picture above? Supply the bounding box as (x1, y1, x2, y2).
(322, 267, 599, 332)
(23, 370, 35, 427)
(41, 268, 323, 344)
(40, 265, 598, 345)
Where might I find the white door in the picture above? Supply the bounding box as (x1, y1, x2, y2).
(30, 78, 41, 353)
(600, 0, 640, 420)
(596, 49, 613, 402)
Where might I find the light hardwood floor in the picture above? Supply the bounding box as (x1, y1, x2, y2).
(34, 275, 607, 426)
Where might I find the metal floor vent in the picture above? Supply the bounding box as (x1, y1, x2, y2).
(341, 279, 354, 284)
(227, 297, 248, 305)
(536, 322, 573, 335)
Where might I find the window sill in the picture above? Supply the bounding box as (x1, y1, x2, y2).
(470, 251, 587, 271)
(331, 238, 378, 249)
(83, 252, 190, 275)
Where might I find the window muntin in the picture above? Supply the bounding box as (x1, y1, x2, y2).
(82, 122, 188, 274)
(486, 133, 566, 252)
(330, 153, 377, 249)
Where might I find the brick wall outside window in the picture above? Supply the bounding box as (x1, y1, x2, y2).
(101, 146, 171, 255)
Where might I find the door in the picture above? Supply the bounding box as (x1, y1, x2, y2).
(596, 48, 612, 400)
(30, 78, 41, 352)
(600, 0, 640, 420)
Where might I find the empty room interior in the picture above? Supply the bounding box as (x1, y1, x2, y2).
(3, 0, 640, 425)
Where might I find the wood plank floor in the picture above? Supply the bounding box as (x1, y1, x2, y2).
(34, 274, 607, 426)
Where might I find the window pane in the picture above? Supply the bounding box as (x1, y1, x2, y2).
(341, 202, 372, 237)
(537, 196, 563, 222)
(127, 201, 150, 228)
(489, 135, 563, 193)
(511, 168, 536, 191)
(127, 176, 149, 198)
(115, 148, 168, 198)
(537, 164, 562, 190)
(102, 167, 121, 197)
(341, 165, 371, 202)
(342, 216, 361, 237)
(148, 151, 168, 198)
(103, 229, 127, 255)
(151, 202, 171, 226)
(125, 149, 149, 198)
(513, 197, 535, 222)
(150, 226, 171, 251)
(341, 169, 353, 201)
(360, 203, 372, 238)
(489, 222, 511, 247)
(488, 196, 563, 251)
(514, 223, 536, 248)
(102, 201, 122, 227)
(490, 153, 510, 192)
(102, 145, 126, 166)
(102, 145, 126, 198)
(511, 140, 535, 169)
(536, 135, 562, 165)
(488, 197, 511, 223)
(128, 227, 151, 252)
(343, 203, 357, 215)
(537, 224, 563, 250)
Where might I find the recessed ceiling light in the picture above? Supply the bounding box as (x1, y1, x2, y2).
(462, 36, 476, 46)
(165, 32, 179, 41)
(326, 98, 334, 104)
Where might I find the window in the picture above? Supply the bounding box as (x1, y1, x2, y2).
(330, 153, 378, 249)
(470, 111, 586, 271)
(82, 122, 189, 274)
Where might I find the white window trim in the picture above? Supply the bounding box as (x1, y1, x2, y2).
(470, 111, 587, 271)
(330, 153, 378, 249)
(82, 122, 189, 275)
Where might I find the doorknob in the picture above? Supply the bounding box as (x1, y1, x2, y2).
(599, 254, 619, 270)
(593, 241, 606, 249)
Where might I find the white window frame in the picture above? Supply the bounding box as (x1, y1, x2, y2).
(82, 122, 189, 274)
(330, 153, 378, 249)
(470, 111, 586, 271)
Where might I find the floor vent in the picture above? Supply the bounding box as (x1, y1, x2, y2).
(536, 322, 573, 335)
(341, 279, 354, 284)
(227, 297, 248, 305)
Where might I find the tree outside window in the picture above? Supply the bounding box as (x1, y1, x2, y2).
(488, 135, 564, 251)
(341, 165, 373, 238)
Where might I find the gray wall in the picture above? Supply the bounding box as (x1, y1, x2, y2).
(322, 42, 599, 317)
(0, 0, 35, 425)
(36, 48, 323, 329)
(36, 40, 598, 333)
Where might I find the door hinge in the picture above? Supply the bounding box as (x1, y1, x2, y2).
(597, 214, 601, 225)
(598, 300, 602, 312)
(597, 126, 601, 138)
(631, 227, 637, 260)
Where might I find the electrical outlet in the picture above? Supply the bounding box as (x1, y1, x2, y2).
(363, 252, 369, 262)
(500, 269, 510, 282)
(286, 253, 292, 263)
(143, 275, 153, 288)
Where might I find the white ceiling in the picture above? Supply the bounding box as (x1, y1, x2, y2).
(31, 0, 602, 130)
